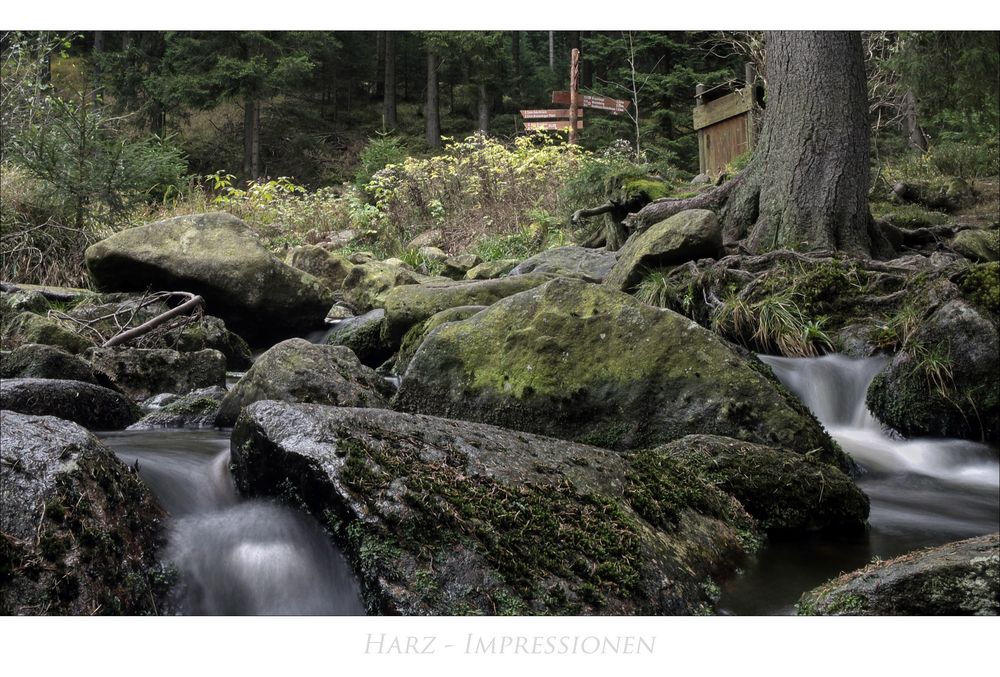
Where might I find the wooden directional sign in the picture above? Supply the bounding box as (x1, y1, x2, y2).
(523, 120, 585, 131)
(552, 91, 631, 114)
(520, 109, 584, 119)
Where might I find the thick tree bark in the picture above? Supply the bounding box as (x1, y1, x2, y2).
(899, 90, 929, 153)
(425, 50, 441, 148)
(511, 31, 521, 102)
(383, 32, 397, 131)
(722, 31, 876, 256)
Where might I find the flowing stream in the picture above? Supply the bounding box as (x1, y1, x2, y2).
(101, 429, 364, 615)
(718, 354, 1000, 615)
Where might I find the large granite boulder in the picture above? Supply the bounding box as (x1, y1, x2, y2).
(231, 402, 757, 615)
(128, 385, 227, 430)
(84, 212, 336, 345)
(798, 533, 999, 615)
(657, 435, 869, 533)
(286, 245, 356, 289)
(3, 312, 93, 354)
(394, 278, 846, 468)
(952, 227, 999, 263)
(381, 273, 554, 343)
(465, 259, 519, 280)
(1, 378, 141, 430)
(338, 261, 424, 313)
(509, 246, 618, 283)
(325, 309, 394, 368)
(604, 209, 723, 292)
(0, 411, 171, 614)
(215, 339, 390, 426)
(395, 305, 487, 375)
(1, 343, 103, 385)
(85, 347, 227, 402)
(867, 298, 999, 442)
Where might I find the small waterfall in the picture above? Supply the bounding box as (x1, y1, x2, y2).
(103, 429, 364, 616)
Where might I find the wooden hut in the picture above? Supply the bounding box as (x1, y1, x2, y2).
(693, 64, 763, 176)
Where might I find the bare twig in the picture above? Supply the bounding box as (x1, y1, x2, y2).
(103, 292, 204, 348)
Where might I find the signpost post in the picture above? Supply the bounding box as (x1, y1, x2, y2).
(518, 50, 631, 141)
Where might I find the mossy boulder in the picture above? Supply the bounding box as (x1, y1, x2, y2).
(1, 378, 141, 430)
(657, 435, 869, 533)
(866, 298, 999, 442)
(394, 278, 846, 468)
(215, 338, 390, 426)
(286, 245, 356, 289)
(325, 309, 394, 368)
(4, 311, 93, 354)
(442, 253, 482, 279)
(466, 259, 519, 280)
(85, 347, 227, 402)
(0, 289, 48, 317)
(797, 533, 999, 615)
(605, 209, 723, 292)
(381, 273, 554, 344)
(128, 385, 227, 430)
(84, 212, 336, 345)
(952, 227, 1000, 263)
(394, 305, 487, 375)
(893, 176, 973, 213)
(0, 411, 172, 615)
(1, 343, 102, 385)
(166, 316, 253, 371)
(509, 246, 618, 283)
(231, 402, 757, 615)
(338, 261, 423, 313)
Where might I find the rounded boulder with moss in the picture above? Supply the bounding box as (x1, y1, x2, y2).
(394, 277, 847, 468)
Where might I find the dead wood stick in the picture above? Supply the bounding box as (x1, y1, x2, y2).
(102, 293, 204, 348)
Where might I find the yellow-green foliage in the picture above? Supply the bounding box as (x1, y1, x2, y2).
(365, 133, 587, 253)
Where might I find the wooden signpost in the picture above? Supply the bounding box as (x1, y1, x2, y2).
(519, 48, 630, 144)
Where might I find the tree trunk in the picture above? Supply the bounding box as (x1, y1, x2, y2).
(384, 32, 397, 130)
(548, 31, 555, 72)
(580, 31, 593, 88)
(425, 50, 441, 148)
(511, 31, 521, 102)
(722, 31, 876, 256)
(477, 83, 489, 133)
(899, 90, 929, 153)
(243, 97, 261, 179)
(91, 31, 104, 106)
(374, 31, 385, 98)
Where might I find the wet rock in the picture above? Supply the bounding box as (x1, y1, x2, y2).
(381, 273, 554, 344)
(4, 311, 93, 354)
(339, 261, 423, 313)
(867, 298, 999, 442)
(509, 246, 618, 283)
(605, 209, 723, 292)
(231, 401, 757, 615)
(286, 245, 356, 289)
(1, 343, 102, 385)
(465, 259, 519, 280)
(798, 533, 999, 615)
(395, 278, 846, 468)
(395, 305, 487, 375)
(1, 378, 141, 430)
(85, 347, 227, 402)
(658, 435, 869, 533)
(324, 309, 393, 368)
(84, 212, 336, 345)
(215, 338, 390, 426)
(0, 411, 171, 615)
(128, 386, 227, 429)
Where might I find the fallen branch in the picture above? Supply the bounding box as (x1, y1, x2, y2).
(623, 169, 748, 232)
(571, 201, 616, 225)
(103, 292, 204, 348)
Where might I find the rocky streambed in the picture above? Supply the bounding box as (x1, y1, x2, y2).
(2, 211, 997, 615)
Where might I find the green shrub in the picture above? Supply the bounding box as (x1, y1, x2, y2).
(929, 140, 1000, 181)
(354, 134, 409, 191)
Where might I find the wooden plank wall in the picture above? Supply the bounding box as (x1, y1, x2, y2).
(700, 113, 751, 175)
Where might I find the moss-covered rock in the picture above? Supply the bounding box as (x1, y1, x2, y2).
(166, 316, 253, 371)
(231, 402, 757, 615)
(394, 305, 487, 375)
(128, 385, 227, 429)
(0, 378, 142, 430)
(84, 212, 336, 345)
(605, 209, 723, 292)
(0, 411, 173, 615)
(466, 259, 519, 280)
(1, 343, 102, 385)
(325, 309, 394, 368)
(215, 338, 390, 426)
(442, 253, 481, 279)
(381, 273, 554, 344)
(4, 311, 93, 354)
(286, 244, 356, 289)
(893, 176, 974, 213)
(657, 435, 869, 533)
(0, 289, 48, 317)
(394, 278, 846, 468)
(509, 246, 618, 283)
(338, 260, 424, 313)
(952, 227, 1000, 263)
(797, 533, 999, 615)
(866, 298, 999, 442)
(85, 347, 227, 402)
